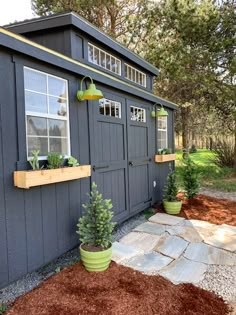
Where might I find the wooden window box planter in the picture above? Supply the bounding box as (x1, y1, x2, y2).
(155, 154, 176, 163)
(14, 165, 91, 189)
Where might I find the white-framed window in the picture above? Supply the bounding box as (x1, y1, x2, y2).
(124, 63, 146, 87)
(24, 67, 70, 159)
(88, 43, 121, 76)
(130, 106, 146, 122)
(99, 98, 121, 118)
(157, 116, 168, 149)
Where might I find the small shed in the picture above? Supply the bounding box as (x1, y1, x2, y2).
(0, 12, 178, 288)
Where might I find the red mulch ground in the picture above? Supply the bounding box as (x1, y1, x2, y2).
(7, 262, 231, 315)
(155, 194, 236, 226)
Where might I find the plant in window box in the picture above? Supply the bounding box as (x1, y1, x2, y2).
(155, 148, 176, 162)
(13, 152, 91, 189)
(77, 182, 116, 272)
(163, 170, 182, 214)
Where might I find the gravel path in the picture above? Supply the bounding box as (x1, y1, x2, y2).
(200, 188, 236, 202)
(197, 265, 236, 303)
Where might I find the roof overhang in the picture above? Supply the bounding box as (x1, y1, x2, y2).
(5, 12, 159, 76)
(0, 27, 178, 110)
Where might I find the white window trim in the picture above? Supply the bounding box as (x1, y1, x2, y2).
(130, 106, 146, 123)
(124, 63, 147, 87)
(24, 67, 71, 160)
(88, 43, 121, 76)
(157, 116, 168, 149)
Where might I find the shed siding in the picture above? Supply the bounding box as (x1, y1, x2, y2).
(0, 48, 174, 288)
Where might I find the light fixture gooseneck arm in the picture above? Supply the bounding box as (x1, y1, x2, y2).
(80, 76, 93, 91)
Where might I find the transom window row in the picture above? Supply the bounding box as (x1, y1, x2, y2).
(88, 43, 121, 75)
(125, 64, 146, 87)
(130, 106, 146, 122)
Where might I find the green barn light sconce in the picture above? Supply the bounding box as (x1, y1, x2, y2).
(77, 76, 103, 101)
(157, 105, 168, 117)
(151, 104, 168, 118)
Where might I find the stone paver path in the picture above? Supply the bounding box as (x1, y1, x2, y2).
(112, 212, 236, 293)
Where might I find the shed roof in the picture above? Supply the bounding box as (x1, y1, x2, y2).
(0, 27, 178, 110)
(5, 12, 159, 76)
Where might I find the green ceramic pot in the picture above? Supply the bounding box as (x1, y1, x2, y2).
(80, 243, 112, 272)
(163, 200, 182, 215)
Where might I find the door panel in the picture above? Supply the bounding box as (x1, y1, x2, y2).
(127, 100, 152, 213)
(90, 90, 129, 222)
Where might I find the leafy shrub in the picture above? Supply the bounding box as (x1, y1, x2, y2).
(68, 156, 79, 167)
(182, 157, 199, 199)
(213, 140, 235, 168)
(157, 148, 172, 155)
(163, 170, 179, 202)
(77, 182, 116, 249)
(0, 304, 7, 315)
(189, 144, 197, 154)
(29, 150, 42, 170)
(47, 152, 64, 169)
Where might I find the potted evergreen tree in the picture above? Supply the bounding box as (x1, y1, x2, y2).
(163, 170, 182, 214)
(76, 182, 115, 272)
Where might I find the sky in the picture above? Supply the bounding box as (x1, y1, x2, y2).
(0, 0, 35, 26)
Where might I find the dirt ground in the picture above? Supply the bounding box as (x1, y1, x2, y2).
(155, 194, 236, 226)
(7, 262, 231, 315)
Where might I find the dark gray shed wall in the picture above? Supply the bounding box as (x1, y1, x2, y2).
(0, 47, 174, 289)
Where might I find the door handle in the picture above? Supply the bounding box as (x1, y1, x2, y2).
(143, 158, 152, 162)
(93, 165, 109, 171)
(129, 161, 133, 166)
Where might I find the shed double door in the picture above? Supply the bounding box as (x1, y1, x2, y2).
(90, 93, 152, 221)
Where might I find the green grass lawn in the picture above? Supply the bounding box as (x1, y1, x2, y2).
(175, 149, 236, 192)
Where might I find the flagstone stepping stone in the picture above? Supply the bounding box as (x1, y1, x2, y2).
(112, 242, 142, 263)
(124, 252, 173, 273)
(133, 222, 165, 235)
(149, 213, 185, 226)
(154, 233, 189, 259)
(159, 256, 207, 284)
(217, 224, 236, 236)
(184, 242, 236, 265)
(184, 219, 216, 229)
(203, 231, 236, 252)
(166, 225, 204, 243)
(119, 232, 161, 252)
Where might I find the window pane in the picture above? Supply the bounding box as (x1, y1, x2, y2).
(88, 44, 93, 62)
(94, 47, 99, 65)
(100, 51, 106, 68)
(49, 96, 67, 117)
(106, 54, 111, 70)
(27, 116, 47, 136)
(24, 68, 47, 93)
(49, 119, 67, 137)
(116, 60, 121, 74)
(25, 91, 47, 113)
(125, 64, 128, 78)
(27, 137, 48, 157)
(49, 138, 68, 155)
(48, 76, 67, 98)
(111, 57, 116, 73)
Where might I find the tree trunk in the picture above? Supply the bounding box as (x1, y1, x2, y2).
(181, 106, 190, 158)
(234, 127, 236, 170)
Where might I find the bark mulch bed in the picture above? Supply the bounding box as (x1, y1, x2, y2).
(7, 262, 231, 315)
(155, 194, 236, 226)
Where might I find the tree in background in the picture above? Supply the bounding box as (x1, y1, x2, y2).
(143, 0, 235, 158)
(32, 0, 155, 48)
